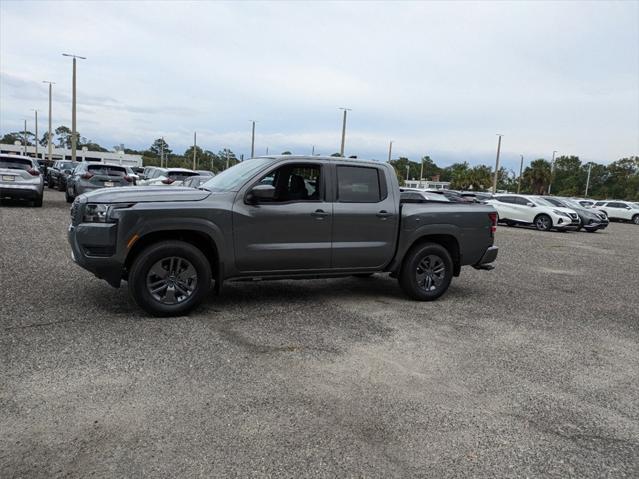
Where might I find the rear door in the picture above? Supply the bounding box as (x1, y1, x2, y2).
(331, 163, 397, 269)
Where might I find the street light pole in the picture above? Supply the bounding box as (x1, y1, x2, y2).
(517, 154, 524, 194)
(42, 81, 54, 163)
(405, 165, 409, 184)
(23, 119, 28, 155)
(225, 149, 230, 170)
(548, 150, 557, 194)
(419, 157, 425, 187)
(338, 107, 351, 157)
(62, 53, 86, 162)
(585, 162, 593, 197)
(31, 110, 39, 159)
(492, 134, 503, 193)
(388, 140, 393, 162)
(192, 132, 197, 170)
(250, 120, 256, 158)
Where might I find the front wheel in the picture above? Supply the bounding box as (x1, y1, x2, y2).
(633, 214, 639, 225)
(534, 214, 552, 231)
(399, 242, 453, 301)
(65, 186, 74, 203)
(128, 240, 212, 317)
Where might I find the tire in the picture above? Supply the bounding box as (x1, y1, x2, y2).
(47, 177, 54, 189)
(585, 228, 597, 233)
(33, 194, 43, 207)
(534, 214, 552, 231)
(65, 186, 74, 203)
(398, 242, 453, 301)
(128, 240, 212, 317)
(57, 180, 65, 192)
(505, 220, 516, 227)
(633, 214, 639, 225)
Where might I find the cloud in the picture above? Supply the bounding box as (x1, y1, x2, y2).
(1, 0, 637, 167)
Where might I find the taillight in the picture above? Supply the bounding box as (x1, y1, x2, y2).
(81, 172, 94, 180)
(162, 178, 175, 184)
(488, 212, 497, 234)
(123, 175, 133, 182)
(27, 167, 40, 176)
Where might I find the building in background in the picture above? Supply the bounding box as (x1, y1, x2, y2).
(0, 142, 142, 168)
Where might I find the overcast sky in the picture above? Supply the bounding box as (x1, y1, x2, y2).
(1, 1, 638, 171)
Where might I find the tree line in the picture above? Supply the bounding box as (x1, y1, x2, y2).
(390, 155, 639, 200)
(2, 127, 637, 199)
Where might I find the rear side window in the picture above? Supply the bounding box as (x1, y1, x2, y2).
(337, 166, 381, 203)
(87, 165, 126, 176)
(497, 196, 515, 204)
(0, 157, 33, 170)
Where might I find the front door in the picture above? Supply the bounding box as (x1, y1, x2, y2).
(233, 161, 332, 273)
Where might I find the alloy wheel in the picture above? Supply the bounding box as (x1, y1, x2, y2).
(146, 256, 198, 305)
(536, 216, 551, 231)
(416, 254, 446, 292)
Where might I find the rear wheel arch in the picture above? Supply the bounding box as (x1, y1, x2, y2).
(403, 234, 461, 276)
(124, 230, 220, 281)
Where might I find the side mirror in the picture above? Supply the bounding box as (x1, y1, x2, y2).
(247, 184, 275, 203)
(526, 202, 535, 207)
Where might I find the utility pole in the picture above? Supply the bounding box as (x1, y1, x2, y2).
(23, 120, 28, 155)
(32, 110, 39, 159)
(42, 81, 54, 163)
(517, 154, 524, 194)
(548, 150, 557, 194)
(192, 132, 197, 170)
(225, 149, 230, 170)
(405, 164, 410, 184)
(387, 141, 393, 162)
(160, 136, 165, 168)
(250, 120, 256, 158)
(311, 145, 315, 156)
(266, 147, 269, 155)
(492, 134, 503, 194)
(419, 157, 425, 187)
(585, 162, 593, 197)
(62, 54, 86, 162)
(338, 107, 351, 157)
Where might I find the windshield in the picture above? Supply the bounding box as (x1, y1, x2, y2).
(562, 198, 582, 209)
(201, 158, 275, 192)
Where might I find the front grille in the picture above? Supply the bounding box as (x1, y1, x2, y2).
(569, 213, 578, 219)
(70, 199, 82, 226)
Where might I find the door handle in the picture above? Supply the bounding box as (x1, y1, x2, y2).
(311, 209, 329, 218)
(376, 210, 392, 218)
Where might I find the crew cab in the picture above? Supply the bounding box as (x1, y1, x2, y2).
(68, 156, 498, 316)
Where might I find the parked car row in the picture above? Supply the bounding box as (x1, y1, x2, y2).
(137, 167, 214, 187)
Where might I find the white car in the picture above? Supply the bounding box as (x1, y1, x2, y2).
(486, 194, 580, 231)
(139, 167, 199, 186)
(594, 201, 639, 224)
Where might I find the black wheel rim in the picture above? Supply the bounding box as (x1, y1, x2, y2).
(537, 216, 550, 230)
(146, 256, 198, 305)
(416, 254, 446, 292)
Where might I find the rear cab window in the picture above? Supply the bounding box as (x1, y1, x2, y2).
(168, 171, 198, 181)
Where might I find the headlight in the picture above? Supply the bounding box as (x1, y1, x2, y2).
(83, 204, 112, 223)
(553, 209, 570, 218)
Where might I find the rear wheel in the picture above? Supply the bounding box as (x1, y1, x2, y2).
(534, 214, 552, 231)
(633, 214, 639, 225)
(47, 177, 54, 189)
(65, 186, 75, 203)
(128, 240, 212, 317)
(57, 180, 65, 192)
(399, 242, 453, 301)
(33, 194, 43, 207)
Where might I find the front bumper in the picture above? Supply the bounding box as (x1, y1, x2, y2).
(554, 216, 580, 229)
(68, 221, 123, 288)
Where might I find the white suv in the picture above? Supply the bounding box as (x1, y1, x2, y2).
(595, 201, 639, 224)
(486, 194, 580, 231)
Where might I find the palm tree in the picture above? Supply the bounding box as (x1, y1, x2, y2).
(523, 159, 552, 194)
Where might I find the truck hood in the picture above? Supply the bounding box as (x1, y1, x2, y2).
(80, 186, 211, 204)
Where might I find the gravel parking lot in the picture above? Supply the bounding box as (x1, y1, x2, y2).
(1, 190, 638, 478)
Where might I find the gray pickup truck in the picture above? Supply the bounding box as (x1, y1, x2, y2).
(68, 156, 498, 316)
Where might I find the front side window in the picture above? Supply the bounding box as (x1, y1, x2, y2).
(255, 163, 322, 202)
(337, 166, 381, 203)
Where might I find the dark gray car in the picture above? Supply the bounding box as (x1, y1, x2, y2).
(68, 156, 498, 316)
(544, 196, 609, 232)
(65, 163, 134, 203)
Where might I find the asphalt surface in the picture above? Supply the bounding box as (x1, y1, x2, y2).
(1, 190, 638, 478)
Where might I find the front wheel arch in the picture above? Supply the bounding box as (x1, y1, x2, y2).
(533, 213, 553, 231)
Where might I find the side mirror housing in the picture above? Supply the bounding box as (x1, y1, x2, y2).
(247, 184, 276, 204)
(526, 202, 535, 207)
